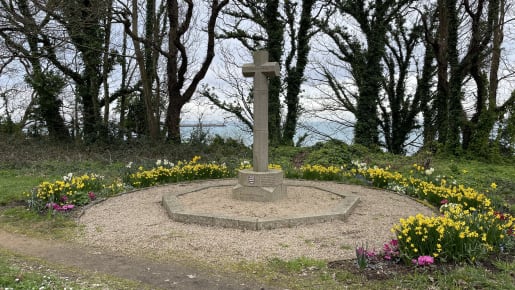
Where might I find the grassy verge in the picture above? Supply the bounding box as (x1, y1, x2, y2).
(0, 171, 48, 205)
(0, 206, 78, 239)
(0, 249, 150, 289)
(235, 257, 515, 290)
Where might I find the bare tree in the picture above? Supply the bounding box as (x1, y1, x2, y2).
(422, 0, 515, 156)
(206, 0, 321, 146)
(318, 0, 416, 150)
(164, 0, 228, 143)
(118, 0, 166, 140)
(0, 0, 69, 139)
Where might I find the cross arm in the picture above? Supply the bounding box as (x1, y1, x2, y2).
(242, 62, 280, 78)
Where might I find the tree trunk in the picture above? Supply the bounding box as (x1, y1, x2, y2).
(164, 0, 228, 144)
(466, 0, 502, 156)
(281, 0, 315, 146)
(354, 32, 383, 148)
(433, 0, 450, 146)
(58, 0, 107, 143)
(419, 43, 436, 149)
(265, 0, 284, 146)
(446, 0, 463, 154)
(165, 96, 183, 143)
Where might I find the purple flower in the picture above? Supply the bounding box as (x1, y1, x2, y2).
(61, 196, 68, 202)
(88, 191, 96, 200)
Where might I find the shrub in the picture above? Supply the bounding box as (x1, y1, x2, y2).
(304, 140, 358, 166)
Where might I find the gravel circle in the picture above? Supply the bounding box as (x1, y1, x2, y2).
(76, 180, 435, 265)
(177, 185, 344, 218)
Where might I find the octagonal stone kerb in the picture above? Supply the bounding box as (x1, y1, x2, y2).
(162, 181, 360, 231)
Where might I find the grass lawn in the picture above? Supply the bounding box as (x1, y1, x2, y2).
(0, 171, 47, 205)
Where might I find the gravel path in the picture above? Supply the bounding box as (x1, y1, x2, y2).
(76, 180, 435, 265)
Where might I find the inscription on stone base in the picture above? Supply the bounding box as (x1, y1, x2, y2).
(233, 169, 286, 202)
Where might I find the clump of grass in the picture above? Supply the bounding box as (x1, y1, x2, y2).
(268, 257, 326, 273)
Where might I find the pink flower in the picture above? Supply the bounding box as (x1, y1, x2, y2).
(382, 239, 400, 261)
(47, 202, 75, 212)
(61, 204, 75, 211)
(440, 199, 448, 205)
(412, 255, 434, 266)
(61, 196, 68, 202)
(366, 250, 376, 259)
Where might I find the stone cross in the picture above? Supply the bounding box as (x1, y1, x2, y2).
(242, 50, 280, 172)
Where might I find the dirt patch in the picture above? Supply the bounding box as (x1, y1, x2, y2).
(0, 230, 274, 290)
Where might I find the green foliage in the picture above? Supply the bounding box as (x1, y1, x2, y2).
(397, 263, 515, 290)
(0, 115, 17, 134)
(269, 146, 305, 167)
(304, 140, 370, 166)
(393, 207, 514, 264)
(430, 158, 515, 213)
(287, 159, 515, 264)
(204, 135, 252, 167)
(186, 125, 212, 147)
(351, 164, 515, 263)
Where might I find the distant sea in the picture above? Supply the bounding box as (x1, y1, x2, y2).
(180, 120, 422, 155)
(180, 121, 351, 146)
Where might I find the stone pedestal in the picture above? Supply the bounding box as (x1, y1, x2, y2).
(233, 169, 286, 202)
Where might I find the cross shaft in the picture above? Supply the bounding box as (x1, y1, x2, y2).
(241, 50, 280, 172)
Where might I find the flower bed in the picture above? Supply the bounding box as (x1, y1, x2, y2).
(126, 156, 231, 188)
(26, 173, 121, 212)
(347, 162, 514, 264)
